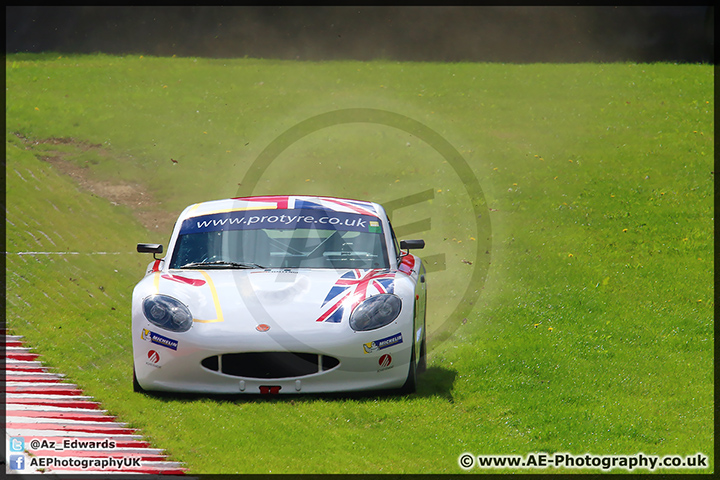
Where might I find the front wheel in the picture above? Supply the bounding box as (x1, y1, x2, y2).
(398, 345, 417, 395)
(133, 367, 145, 393)
(417, 328, 427, 374)
(417, 299, 427, 374)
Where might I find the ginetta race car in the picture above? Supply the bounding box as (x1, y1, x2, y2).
(132, 195, 426, 394)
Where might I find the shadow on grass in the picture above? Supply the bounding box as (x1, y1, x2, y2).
(136, 366, 457, 404)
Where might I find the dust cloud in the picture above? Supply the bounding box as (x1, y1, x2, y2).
(6, 6, 714, 63)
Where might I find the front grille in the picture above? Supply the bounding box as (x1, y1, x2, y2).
(201, 352, 340, 379)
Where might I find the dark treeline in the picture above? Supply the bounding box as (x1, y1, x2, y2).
(6, 6, 714, 63)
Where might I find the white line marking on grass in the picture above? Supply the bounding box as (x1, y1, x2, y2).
(3, 251, 135, 255)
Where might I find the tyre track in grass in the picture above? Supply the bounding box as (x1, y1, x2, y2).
(4, 331, 186, 475)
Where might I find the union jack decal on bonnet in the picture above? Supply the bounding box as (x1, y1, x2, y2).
(316, 269, 395, 323)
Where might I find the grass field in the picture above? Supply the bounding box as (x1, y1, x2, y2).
(5, 54, 714, 474)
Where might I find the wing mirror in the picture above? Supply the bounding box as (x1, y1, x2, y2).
(400, 239, 425, 251)
(137, 243, 163, 259)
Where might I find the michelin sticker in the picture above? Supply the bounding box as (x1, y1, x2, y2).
(142, 328, 179, 351)
(363, 332, 403, 354)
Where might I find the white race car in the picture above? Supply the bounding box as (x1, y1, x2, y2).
(132, 195, 426, 394)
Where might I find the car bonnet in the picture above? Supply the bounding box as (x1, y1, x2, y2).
(155, 267, 400, 330)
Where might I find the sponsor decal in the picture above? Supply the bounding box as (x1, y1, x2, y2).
(145, 349, 161, 368)
(364, 332, 403, 354)
(181, 208, 379, 235)
(369, 220, 382, 233)
(256, 324, 271, 332)
(142, 328, 179, 350)
(378, 354, 393, 371)
(317, 269, 395, 323)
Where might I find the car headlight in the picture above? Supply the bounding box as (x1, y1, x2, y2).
(142, 295, 193, 332)
(349, 294, 402, 331)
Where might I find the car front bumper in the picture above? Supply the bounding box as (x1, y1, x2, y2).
(132, 320, 413, 394)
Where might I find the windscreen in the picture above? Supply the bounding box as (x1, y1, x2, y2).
(169, 208, 388, 270)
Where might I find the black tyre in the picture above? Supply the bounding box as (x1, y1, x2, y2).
(398, 344, 417, 395)
(417, 328, 427, 375)
(132, 367, 145, 393)
(417, 294, 427, 374)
